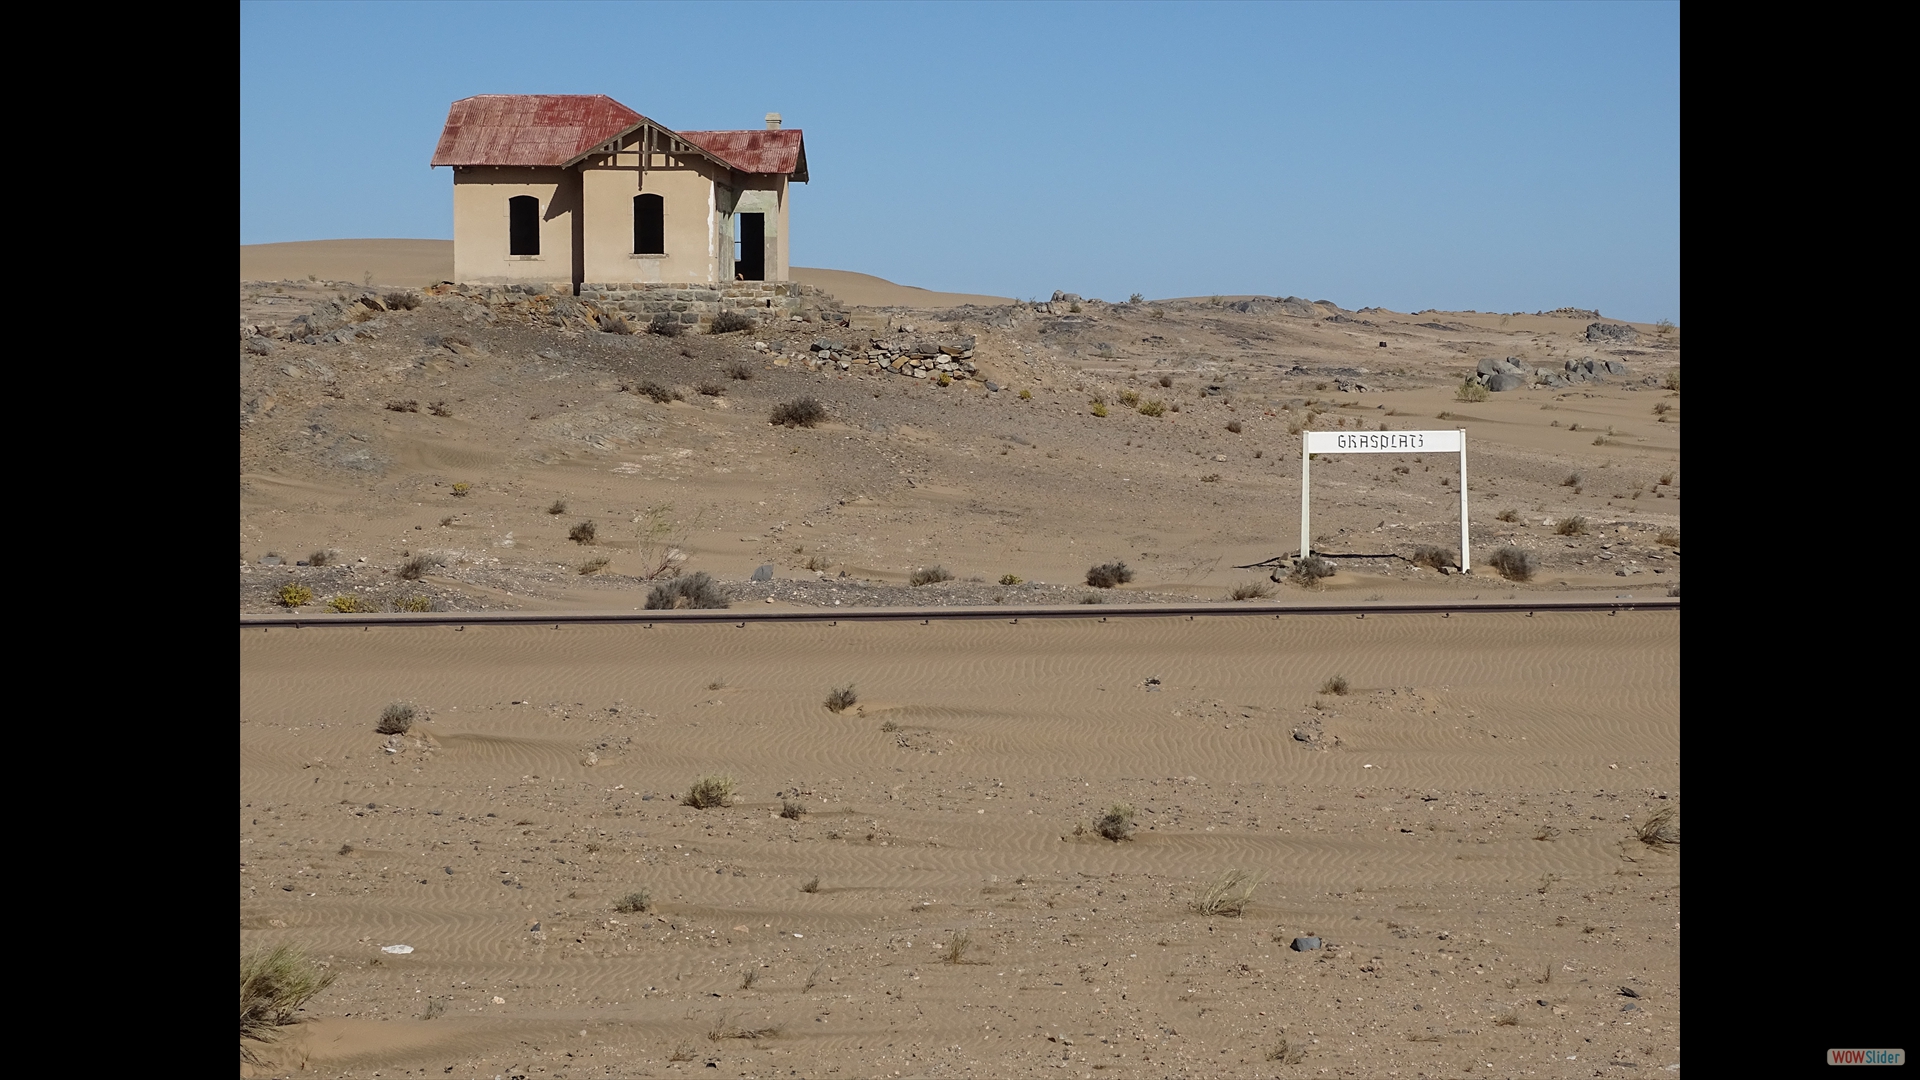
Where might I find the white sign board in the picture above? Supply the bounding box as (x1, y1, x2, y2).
(1300, 428, 1472, 572)
(1305, 429, 1461, 454)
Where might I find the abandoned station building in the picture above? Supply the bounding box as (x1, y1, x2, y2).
(431, 94, 807, 291)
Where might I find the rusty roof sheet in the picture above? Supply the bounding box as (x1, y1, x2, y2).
(678, 129, 808, 180)
(432, 95, 644, 167)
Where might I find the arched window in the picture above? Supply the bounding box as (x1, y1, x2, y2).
(634, 193, 664, 255)
(509, 195, 540, 256)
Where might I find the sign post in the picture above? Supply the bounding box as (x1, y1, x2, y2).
(1300, 429, 1471, 573)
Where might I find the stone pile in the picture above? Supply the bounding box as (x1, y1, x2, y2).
(1470, 355, 1632, 391)
(807, 333, 980, 381)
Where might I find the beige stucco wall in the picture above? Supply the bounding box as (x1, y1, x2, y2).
(451, 168, 581, 286)
(733, 176, 789, 282)
(579, 147, 736, 285)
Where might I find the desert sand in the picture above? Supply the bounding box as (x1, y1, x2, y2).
(240, 240, 1679, 1077)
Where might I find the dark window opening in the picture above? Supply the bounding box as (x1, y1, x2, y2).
(634, 193, 664, 255)
(509, 195, 540, 256)
(735, 212, 765, 281)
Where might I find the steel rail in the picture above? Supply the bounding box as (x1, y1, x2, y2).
(240, 595, 1676, 630)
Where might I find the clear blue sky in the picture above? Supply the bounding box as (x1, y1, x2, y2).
(240, 1, 1678, 322)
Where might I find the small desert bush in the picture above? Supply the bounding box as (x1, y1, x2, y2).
(940, 931, 975, 964)
(1287, 556, 1334, 586)
(1409, 545, 1455, 571)
(804, 555, 832, 571)
(1656, 529, 1680, 547)
(547, 499, 567, 515)
(726, 361, 756, 380)
(398, 555, 437, 580)
(327, 594, 369, 613)
(1090, 402, 1108, 417)
(771, 397, 826, 427)
(1562, 472, 1583, 488)
(393, 595, 433, 612)
(578, 557, 610, 575)
(1634, 806, 1680, 848)
(800, 877, 821, 894)
(569, 520, 598, 544)
(1200, 472, 1222, 483)
(428, 401, 452, 416)
(376, 702, 415, 735)
(1226, 420, 1243, 434)
(1652, 401, 1671, 415)
(695, 381, 725, 397)
(1488, 545, 1539, 582)
(780, 800, 807, 820)
(1019, 389, 1032, 400)
(1456, 378, 1490, 403)
(308, 549, 334, 567)
(825, 685, 857, 713)
(909, 565, 954, 586)
(386, 399, 420, 413)
(1158, 374, 1174, 388)
(1663, 369, 1681, 392)
(1658, 472, 1675, 486)
(1320, 674, 1350, 696)
(710, 310, 756, 334)
(596, 312, 635, 334)
(614, 890, 651, 914)
(1496, 508, 1521, 523)
(635, 381, 679, 404)
(1555, 515, 1588, 536)
(1228, 580, 1275, 600)
(1119, 389, 1141, 407)
(683, 775, 735, 809)
(1094, 803, 1135, 841)
(276, 583, 314, 608)
(1080, 592, 1106, 604)
(1086, 561, 1134, 588)
(644, 572, 728, 610)
(648, 313, 683, 337)
(1193, 869, 1260, 917)
(384, 290, 421, 311)
(1138, 399, 1166, 417)
(998, 573, 1023, 585)
(240, 945, 337, 1063)
(451, 482, 471, 497)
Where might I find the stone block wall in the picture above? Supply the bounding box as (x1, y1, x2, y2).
(576, 281, 838, 325)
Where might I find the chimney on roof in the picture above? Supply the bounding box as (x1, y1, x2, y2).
(765, 113, 782, 131)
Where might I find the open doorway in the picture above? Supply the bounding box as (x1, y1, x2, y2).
(734, 212, 765, 281)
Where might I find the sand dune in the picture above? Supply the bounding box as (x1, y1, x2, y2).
(241, 610, 1678, 1077)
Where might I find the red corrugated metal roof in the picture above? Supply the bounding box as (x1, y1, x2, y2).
(431, 95, 643, 167)
(678, 129, 808, 180)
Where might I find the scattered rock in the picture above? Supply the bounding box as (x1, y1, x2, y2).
(1586, 322, 1639, 343)
(1290, 936, 1322, 951)
(750, 564, 774, 582)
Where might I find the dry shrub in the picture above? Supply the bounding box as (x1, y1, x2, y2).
(1562, 472, 1583, 488)
(392, 595, 433, 613)
(726, 361, 756, 380)
(710, 310, 757, 334)
(327, 594, 369, 613)
(1119, 389, 1141, 407)
(1228, 580, 1275, 600)
(1287, 556, 1334, 586)
(644, 572, 728, 609)
(1656, 529, 1680, 547)
(1488, 545, 1539, 582)
(276, 583, 314, 607)
(780, 800, 806, 820)
(940, 930, 976, 964)
(1409, 545, 1455, 571)
(1456, 378, 1490, 403)
(376, 702, 415, 735)
(240, 945, 336, 1063)
(385, 399, 420, 413)
(825, 685, 857, 712)
(909, 565, 954, 586)
(1266, 1037, 1307, 1064)
(1226, 420, 1243, 434)
(800, 877, 821, 894)
(1094, 804, 1135, 841)
(578, 557, 610, 575)
(635, 381, 680, 404)
(1138, 399, 1166, 416)
(648, 313, 684, 337)
(695, 381, 725, 396)
(383, 290, 421, 310)
(707, 1014, 781, 1041)
(307, 549, 334, 567)
(771, 397, 826, 427)
(596, 312, 634, 334)
(1320, 675, 1350, 696)
(1090, 402, 1108, 417)
(1635, 806, 1680, 848)
(547, 499, 567, 515)
(614, 890, 651, 913)
(1086, 561, 1134, 588)
(1496, 508, 1521, 523)
(999, 573, 1023, 586)
(1555, 515, 1588, 536)
(398, 554, 438, 580)
(683, 775, 735, 809)
(1158, 374, 1174, 388)
(1193, 869, 1260, 917)
(569, 521, 598, 544)
(428, 401, 452, 417)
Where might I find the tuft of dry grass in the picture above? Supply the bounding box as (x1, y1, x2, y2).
(780, 799, 807, 820)
(578, 557, 610, 575)
(1555, 515, 1588, 536)
(375, 702, 415, 735)
(707, 1014, 782, 1041)
(683, 775, 735, 809)
(909, 565, 954, 586)
(1488, 545, 1539, 582)
(771, 397, 826, 427)
(800, 877, 821, 894)
(240, 945, 337, 1063)
(569, 520, 597, 544)
(1085, 561, 1134, 588)
(940, 930, 977, 964)
(547, 499, 568, 515)
(614, 890, 651, 913)
(825, 685, 857, 713)
(1656, 529, 1680, 548)
(1094, 804, 1135, 841)
(726, 361, 756, 381)
(1320, 675, 1350, 696)
(1634, 806, 1680, 848)
(1227, 580, 1274, 600)
(1496, 508, 1521, 523)
(1193, 869, 1260, 917)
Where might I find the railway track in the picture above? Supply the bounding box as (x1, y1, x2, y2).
(240, 595, 1676, 629)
